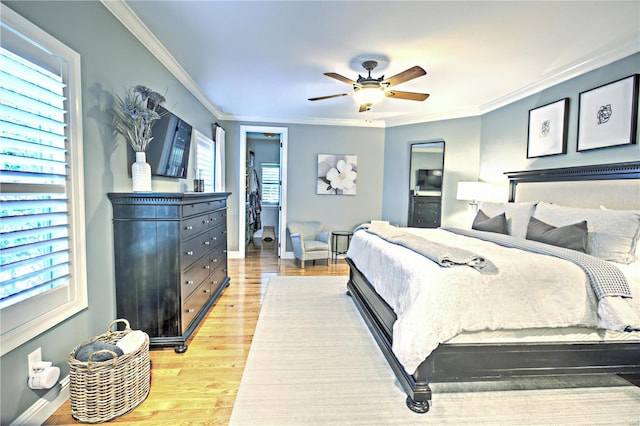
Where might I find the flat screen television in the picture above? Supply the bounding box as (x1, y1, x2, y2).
(416, 169, 443, 191)
(145, 107, 192, 178)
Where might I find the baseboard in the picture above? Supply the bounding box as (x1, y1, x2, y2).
(10, 375, 69, 426)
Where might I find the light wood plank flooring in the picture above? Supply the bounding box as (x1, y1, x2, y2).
(44, 242, 348, 425)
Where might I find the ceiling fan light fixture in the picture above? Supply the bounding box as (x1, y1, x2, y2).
(353, 86, 385, 106)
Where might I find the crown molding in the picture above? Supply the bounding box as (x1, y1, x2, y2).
(384, 107, 482, 128)
(101, 0, 223, 120)
(221, 113, 386, 128)
(479, 39, 640, 115)
(102, 0, 638, 129)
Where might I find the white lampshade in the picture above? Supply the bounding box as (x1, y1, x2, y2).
(353, 86, 385, 105)
(456, 181, 492, 203)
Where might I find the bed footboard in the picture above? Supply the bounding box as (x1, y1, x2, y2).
(346, 257, 432, 412)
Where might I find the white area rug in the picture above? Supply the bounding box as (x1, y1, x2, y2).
(229, 276, 640, 425)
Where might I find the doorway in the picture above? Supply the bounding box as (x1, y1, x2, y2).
(239, 125, 288, 259)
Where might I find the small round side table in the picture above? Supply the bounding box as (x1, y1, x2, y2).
(331, 230, 354, 262)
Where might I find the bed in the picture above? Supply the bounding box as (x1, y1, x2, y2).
(346, 161, 640, 413)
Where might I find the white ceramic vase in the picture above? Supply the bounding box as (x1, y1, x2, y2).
(131, 151, 152, 192)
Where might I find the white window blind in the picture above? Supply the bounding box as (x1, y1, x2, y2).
(0, 4, 87, 355)
(261, 163, 280, 204)
(194, 130, 214, 192)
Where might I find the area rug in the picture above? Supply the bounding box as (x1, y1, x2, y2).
(229, 276, 640, 425)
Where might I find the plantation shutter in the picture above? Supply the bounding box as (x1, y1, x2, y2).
(195, 133, 214, 192)
(0, 46, 71, 309)
(261, 163, 280, 204)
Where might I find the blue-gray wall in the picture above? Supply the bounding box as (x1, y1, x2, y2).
(382, 53, 640, 228)
(479, 53, 640, 185)
(223, 121, 385, 253)
(383, 117, 482, 227)
(1, 2, 216, 423)
(1, 1, 638, 423)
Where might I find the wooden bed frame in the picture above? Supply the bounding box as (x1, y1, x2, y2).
(346, 161, 640, 413)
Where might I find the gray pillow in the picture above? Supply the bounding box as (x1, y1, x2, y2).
(534, 202, 640, 263)
(472, 210, 509, 235)
(478, 201, 537, 238)
(526, 217, 588, 253)
(75, 341, 124, 362)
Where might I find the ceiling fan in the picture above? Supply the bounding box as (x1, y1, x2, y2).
(308, 60, 430, 112)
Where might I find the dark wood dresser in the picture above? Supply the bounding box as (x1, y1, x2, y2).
(408, 195, 441, 228)
(108, 192, 231, 352)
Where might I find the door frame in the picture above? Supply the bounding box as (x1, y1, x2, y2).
(238, 125, 288, 258)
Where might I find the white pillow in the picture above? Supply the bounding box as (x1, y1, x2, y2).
(601, 205, 640, 263)
(534, 202, 640, 264)
(478, 201, 537, 239)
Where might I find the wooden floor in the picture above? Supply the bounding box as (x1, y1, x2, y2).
(44, 241, 348, 425)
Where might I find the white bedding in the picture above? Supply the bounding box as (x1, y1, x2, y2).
(347, 227, 640, 375)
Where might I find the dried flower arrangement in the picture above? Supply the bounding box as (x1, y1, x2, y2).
(113, 85, 166, 152)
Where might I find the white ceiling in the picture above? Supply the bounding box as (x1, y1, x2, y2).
(112, 1, 640, 127)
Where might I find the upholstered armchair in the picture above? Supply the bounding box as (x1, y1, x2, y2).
(287, 221, 330, 268)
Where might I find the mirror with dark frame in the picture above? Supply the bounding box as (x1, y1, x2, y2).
(408, 141, 445, 228)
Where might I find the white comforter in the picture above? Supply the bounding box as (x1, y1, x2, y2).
(347, 227, 639, 375)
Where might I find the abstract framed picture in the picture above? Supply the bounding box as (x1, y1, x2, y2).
(526, 98, 569, 158)
(577, 74, 639, 151)
(317, 154, 357, 195)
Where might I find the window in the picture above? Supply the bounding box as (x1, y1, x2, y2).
(194, 130, 214, 192)
(261, 163, 280, 204)
(0, 5, 87, 355)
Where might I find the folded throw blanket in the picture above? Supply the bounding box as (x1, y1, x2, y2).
(75, 341, 124, 362)
(443, 227, 632, 299)
(361, 222, 498, 275)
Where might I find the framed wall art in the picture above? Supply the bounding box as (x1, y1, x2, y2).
(317, 154, 357, 195)
(577, 74, 639, 151)
(527, 98, 569, 158)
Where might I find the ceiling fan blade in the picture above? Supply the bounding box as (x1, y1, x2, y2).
(358, 103, 372, 113)
(308, 93, 352, 101)
(324, 72, 356, 85)
(385, 90, 430, 101)
(383, 66, 426, 87)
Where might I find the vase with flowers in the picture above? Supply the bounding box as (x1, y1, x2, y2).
(113, 85, 166, 192)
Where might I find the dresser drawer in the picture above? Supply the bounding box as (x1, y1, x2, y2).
(181, 281, 211, 333)
(182, 199, 226, 218)
(413, 217, 440, 227)
(181, 214, 210, 241)
(181, 232, 211, 269)
(209, 260, 228, 294)
(209, 225, 226, 249)
(208, 246, 226, 273)
(208, 208, 226, 226)
(182, 255, 211, 298)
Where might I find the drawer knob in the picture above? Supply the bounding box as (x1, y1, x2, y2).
(204, 241, 210, 245)
(203, 219, 210, 224)
(212, 258, 218, 263)
(212, 280, 218, 285)
(185, 225, 193, 230)
(186, 280, 194, 285)
(204, 289, 211, 293)
(187, 250, 194, 256)
(186, 308, 195, 313)
(211, 236, 217, 241)
(204, 265, 210, 270)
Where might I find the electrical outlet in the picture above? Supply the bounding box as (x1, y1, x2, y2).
(28, 347, 42, 375)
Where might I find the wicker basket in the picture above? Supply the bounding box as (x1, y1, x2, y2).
(69, 319, 150, 423)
